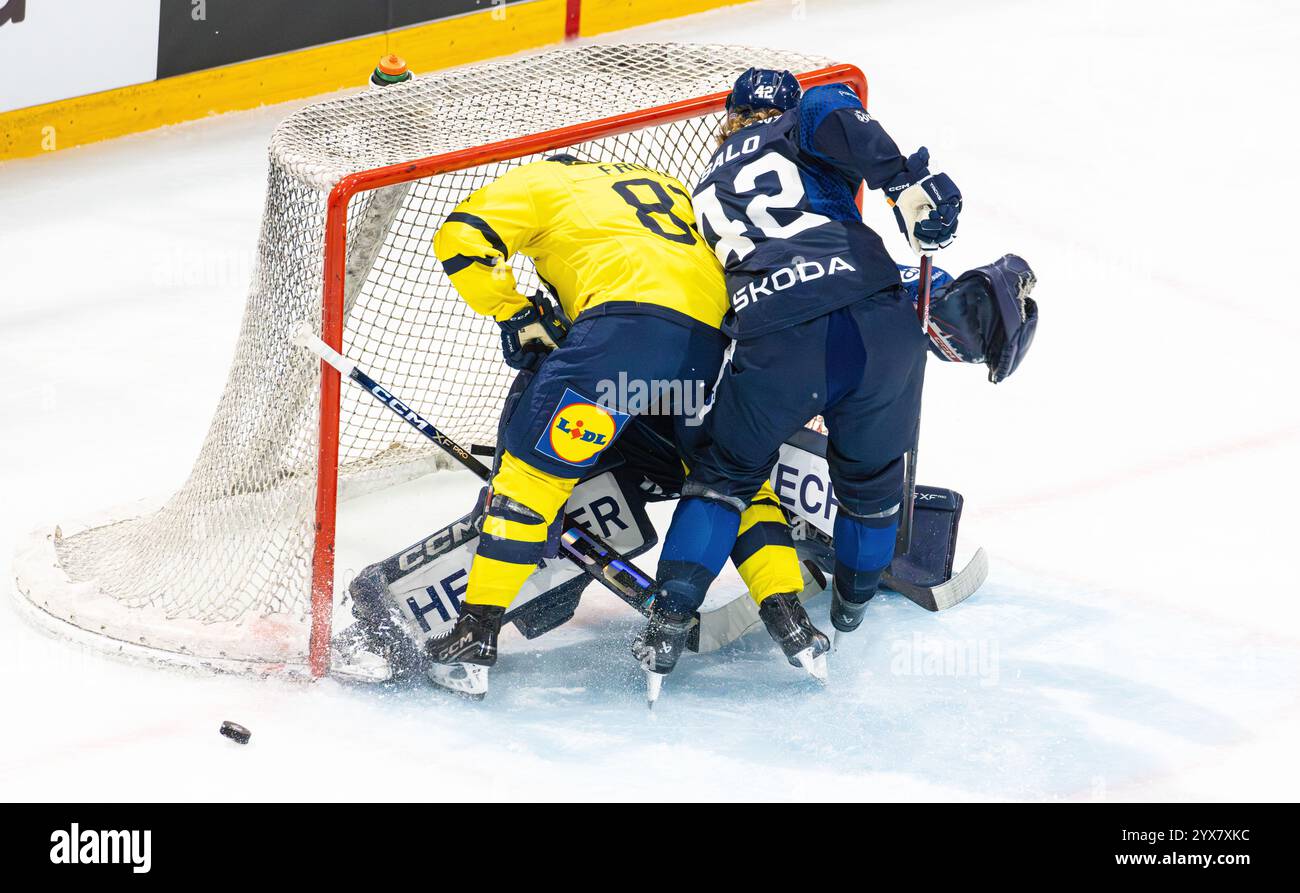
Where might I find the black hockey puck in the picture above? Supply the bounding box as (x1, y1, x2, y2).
(219, 721, 251, 745)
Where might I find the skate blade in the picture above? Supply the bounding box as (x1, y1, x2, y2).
(645, 670, 665, 709)
(794, 648, 829, 684)
(427, 662, 489, 700)
(831, 629, 843, 651)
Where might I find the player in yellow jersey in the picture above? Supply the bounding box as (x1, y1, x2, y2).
(424, 155, 829, 697)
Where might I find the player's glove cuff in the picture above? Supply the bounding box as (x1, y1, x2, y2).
(882, 148, 931, 207)
(498, 292, 569, 371)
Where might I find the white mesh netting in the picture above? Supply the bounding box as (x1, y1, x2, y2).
(13, 43, 835, 672)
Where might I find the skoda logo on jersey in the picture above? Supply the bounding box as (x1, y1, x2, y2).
(731, 256, 857, 311)
(536, 388, 629, 467)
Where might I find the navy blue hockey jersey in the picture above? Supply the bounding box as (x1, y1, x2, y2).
(692, 83, 910, 339)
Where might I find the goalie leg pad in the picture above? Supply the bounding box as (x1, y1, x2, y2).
(344, 566, 431, 681)
(338, 470, 659, 680)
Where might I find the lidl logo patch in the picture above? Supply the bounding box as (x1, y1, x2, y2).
(536, 388, 629, 467)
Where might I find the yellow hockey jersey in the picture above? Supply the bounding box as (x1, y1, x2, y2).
(433, 158, 727, 328)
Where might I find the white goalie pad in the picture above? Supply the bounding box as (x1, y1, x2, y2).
(344, 471, 657, 673)
(768, 430, 840, 537)
(338, 429, 985, 679)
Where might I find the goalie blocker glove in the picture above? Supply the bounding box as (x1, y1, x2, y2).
(499, 291, 569, 371)
(884, 148, 963, 253)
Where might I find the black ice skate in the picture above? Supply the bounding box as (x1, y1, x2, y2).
(425, 602, 504, 700)
(631, 605, 695, 709)
(758, 592, 830, 683)
(829, 587, 873, 649)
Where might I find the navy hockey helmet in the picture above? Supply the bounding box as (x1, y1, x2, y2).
(726, 68, 802, 115)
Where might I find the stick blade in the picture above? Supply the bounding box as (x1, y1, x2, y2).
(883, 547, 988, 612)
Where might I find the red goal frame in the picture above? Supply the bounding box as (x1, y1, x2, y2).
(307, 63, 869, 676)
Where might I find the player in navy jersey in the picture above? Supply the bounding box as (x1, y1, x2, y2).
(632, 68, 965, 693)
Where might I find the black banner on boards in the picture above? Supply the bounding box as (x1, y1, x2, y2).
(157, 0, 534, 78)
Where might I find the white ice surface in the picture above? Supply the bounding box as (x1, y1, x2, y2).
(2, 0, 1299, 801)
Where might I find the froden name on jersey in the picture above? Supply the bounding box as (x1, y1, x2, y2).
(731, 255, 857, 311)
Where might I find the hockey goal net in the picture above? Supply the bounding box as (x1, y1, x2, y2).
(13, 44, 864, 677)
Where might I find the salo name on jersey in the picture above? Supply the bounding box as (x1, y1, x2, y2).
(703, 133, 764, 177)
(731, 255, 857, 311)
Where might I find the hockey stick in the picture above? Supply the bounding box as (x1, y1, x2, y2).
(896, 253, 932, 556)
(885, 253, 989, 609)
(293, 325, 660, 617)
(916, 252, 934, 334)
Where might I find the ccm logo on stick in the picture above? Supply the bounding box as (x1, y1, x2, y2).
(370, 383, 433, 432)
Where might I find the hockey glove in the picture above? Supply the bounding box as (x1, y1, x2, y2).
(885, 148, 962, 254)
(499, 291, 569, 371)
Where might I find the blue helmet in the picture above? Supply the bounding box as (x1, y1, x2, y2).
(726, 68, 802, 115)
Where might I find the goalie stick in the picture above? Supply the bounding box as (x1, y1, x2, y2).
(885, 252, 988, 609)
(896, 252, 932, 556)
(293, 325, 662, 619)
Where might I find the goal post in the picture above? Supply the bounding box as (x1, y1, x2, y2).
(13, 44, 867, 678)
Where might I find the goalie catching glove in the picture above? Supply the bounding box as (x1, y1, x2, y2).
(499, 291, 569, 371)
(885, 148, 963, 254)
(913, 254, 1039, 383)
